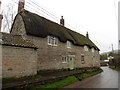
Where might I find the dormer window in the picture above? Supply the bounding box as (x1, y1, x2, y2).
(84, 45, 88, 51)
(91, 48, 95, 52)
(67, 41, 72, 48)
(48, 36, 58, 46)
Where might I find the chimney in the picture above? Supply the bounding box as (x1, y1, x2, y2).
(60, 16, 64, 26)
(0, 1, 3, 32)
(86, 32, 89, 38)
(18, 0, 25, 13)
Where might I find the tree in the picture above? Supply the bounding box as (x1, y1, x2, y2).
(100, 53, 107, 60)
(1, 1, 17, 33)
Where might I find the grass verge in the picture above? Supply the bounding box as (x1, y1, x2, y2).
(33, 69, 103, 89)
(109, 66, 120, 71)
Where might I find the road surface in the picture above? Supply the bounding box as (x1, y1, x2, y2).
(64, 67, 119, 88)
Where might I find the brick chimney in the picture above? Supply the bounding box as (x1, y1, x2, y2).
(86, 32, 89, 38)
(60, 16, 64, 26)
(18, 0, 25, 13)
(0, 1, 3, 32)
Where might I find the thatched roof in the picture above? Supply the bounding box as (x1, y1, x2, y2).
(11, 10, 100, 50)
(0, 32, 37, 49)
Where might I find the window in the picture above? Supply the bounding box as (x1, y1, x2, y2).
(0, 39, 2, 43)
(48, 36, 58, 46)
(67, 41, 72, 48)
(81, 54, 85, 64)
(62, 56, 67, 63)
(91, 48, 95, 52)
(84, 45, 88, 51)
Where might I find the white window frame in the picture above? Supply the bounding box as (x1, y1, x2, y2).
(62, 56, 67, 63)
(48, 36, 58, 46)
(67, 41, 72, 48)
(91, 48, 95, 52)
(0, 39, 2, 43)
(81, 54, 85, 64)
(84, 45, 88, 51)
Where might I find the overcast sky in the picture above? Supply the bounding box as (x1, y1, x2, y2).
(1, 0, 119, 53)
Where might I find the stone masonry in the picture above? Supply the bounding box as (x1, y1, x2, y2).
(2, 45, 37, 78)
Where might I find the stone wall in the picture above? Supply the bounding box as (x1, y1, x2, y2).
(26, 35, 100, 71)
(2, 45, 37, 78)
(11, 14, 27, 39)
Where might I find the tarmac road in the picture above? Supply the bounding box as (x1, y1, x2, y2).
(64, 67, 119, 88)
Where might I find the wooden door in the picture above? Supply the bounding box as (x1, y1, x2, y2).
(69, 56, 74, 70)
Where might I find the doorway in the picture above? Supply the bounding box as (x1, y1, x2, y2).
(68, 55, 75, 70)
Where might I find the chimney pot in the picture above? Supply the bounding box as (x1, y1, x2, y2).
(86, 32, 89, 38)
(18, 0, 25, 13)
(60, 16, 64, 26)
(19, 0, 25, 2)
(0, 15, 3, 18)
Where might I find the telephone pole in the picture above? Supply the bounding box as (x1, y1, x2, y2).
(111, 44, 114, 53)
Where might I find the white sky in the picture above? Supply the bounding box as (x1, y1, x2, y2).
(1, 0, 119, 53)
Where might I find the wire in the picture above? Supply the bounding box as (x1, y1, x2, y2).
(12, 0, 94, 35)
(26, 2, 59, 22)
(29, 0, 59, 20)
(26, 1, 82, 31)
(25, 5, 45, 17)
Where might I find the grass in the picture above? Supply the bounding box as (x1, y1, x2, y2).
(78, 70, 103, 80)
(35, 76, 78, 89)
(109, 66, 120, 71)
(33, 69, 103, 89)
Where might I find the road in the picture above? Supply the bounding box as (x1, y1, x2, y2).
(64, 67, 119, 88)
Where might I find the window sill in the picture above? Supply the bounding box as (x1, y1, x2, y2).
(81, 61, 85, 64)
(48, 44, 58, 46)
(67, 47, 71, 49)
(62, 62, 67, 63)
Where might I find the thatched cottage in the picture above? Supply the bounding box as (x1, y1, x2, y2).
(1, 0, 100, 78)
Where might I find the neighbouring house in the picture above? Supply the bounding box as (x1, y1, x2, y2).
(100, 60, 109, 66)
(108, 53, 120, 67)
(2, 0, 100, 78)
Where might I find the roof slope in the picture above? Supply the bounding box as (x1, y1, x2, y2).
(0, 32, 37, 49)
(11, 10, 99, 50)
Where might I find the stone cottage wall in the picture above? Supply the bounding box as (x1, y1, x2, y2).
(10, 14, 100, 71)
(2, 45, 37, 78)
(26, 35, 100, 71)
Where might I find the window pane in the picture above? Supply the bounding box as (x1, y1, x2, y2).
(48, 36, 51, 44)
(62, 56, 67, 63)
(67, 41, 72, 48)
(92, 48, 94, 52)
(84, 46, 88, 51)
(54, 37, 57, 45)
(48, 36, 58, 46)
(81, 54, 85, 64)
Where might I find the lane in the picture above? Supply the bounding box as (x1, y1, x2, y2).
(64, 67, 118, 88)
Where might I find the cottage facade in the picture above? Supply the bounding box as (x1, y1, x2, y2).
(2, 0, 100, 78)
(10, 10, 100, 71)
